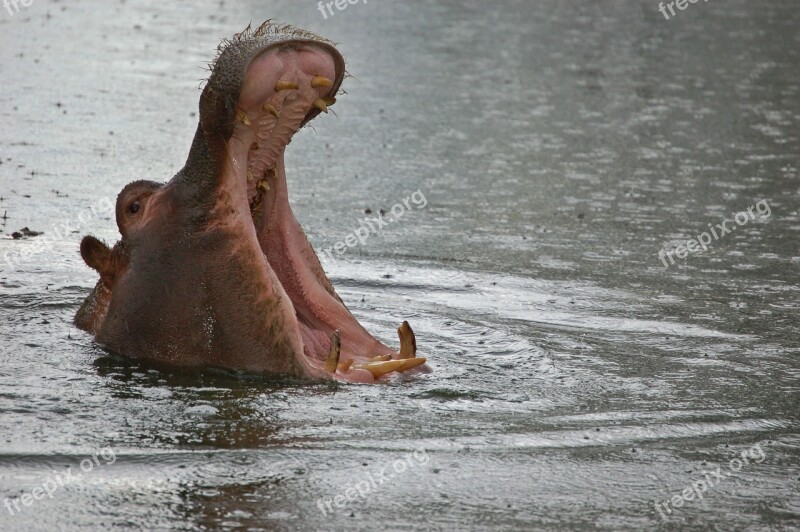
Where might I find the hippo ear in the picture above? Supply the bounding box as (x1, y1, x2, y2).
(80, 236, 114, 278)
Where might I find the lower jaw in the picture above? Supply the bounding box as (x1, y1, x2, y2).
(238, 160, 425, 382)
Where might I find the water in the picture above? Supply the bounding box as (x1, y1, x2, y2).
(1, 0, 799, 530)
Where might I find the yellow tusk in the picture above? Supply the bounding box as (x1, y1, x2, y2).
(368, 355, 393, 363)
(275, 80, 299, 91)
(397, 321, 417, 359)
(325, 330, 341, 373)
(353, 360, 406, 379)
(313, 99, 329, 114)
(236, 108, 251, 126)
(261, 103, 279, 118)
(353, 357, 427, 379)
(397, 357, 426, 372)
(311, 76, 334, 88)
(337, 359, 353, 373)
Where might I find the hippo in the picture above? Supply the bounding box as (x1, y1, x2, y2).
(74, 21, 427, 383)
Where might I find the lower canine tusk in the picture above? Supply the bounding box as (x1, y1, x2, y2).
(398, 357, 426, 372)
(325, 330, 341, 373)
(398, 321, 417, 359)
(353, 357, 427, 379)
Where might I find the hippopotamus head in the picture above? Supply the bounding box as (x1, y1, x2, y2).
(75, 22, 425, 383)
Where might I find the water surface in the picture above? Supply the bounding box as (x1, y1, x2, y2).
(1, 0, 798, 530)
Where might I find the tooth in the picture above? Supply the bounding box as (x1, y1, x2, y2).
(353, 360, 405, 379)
(337, 359, 353, 373)
(313, 99, 329, 113)
(311, 76, 333, 88)
(247, 169, 254, 182)
(257, 180, 270, 192)
(368, 355, 392, 362)
(397, 321, 417, 359)
(275, 80, 299, 91)
(353, 358, 427, 379)
(322, 96, 337, 106)
(398, 358, 426, 371)
(325, 330, 341, 373)
(236, 108, 251, 125)
(262, 103, 279, 118)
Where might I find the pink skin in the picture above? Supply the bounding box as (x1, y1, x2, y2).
(225, 46, 390, 382)
(76, 33, 426, 384)
(216, 46, 383, 382)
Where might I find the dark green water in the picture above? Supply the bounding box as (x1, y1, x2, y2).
(1, 0, 798, 530)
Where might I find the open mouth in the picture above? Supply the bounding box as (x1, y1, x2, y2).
(216, 39, 426, 382)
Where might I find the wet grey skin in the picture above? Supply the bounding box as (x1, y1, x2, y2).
(74, 22, 424, 382)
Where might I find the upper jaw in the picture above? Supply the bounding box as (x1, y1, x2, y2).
(197, 22, 345, 166)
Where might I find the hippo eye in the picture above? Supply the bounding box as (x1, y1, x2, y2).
(128, 201, 141, 215)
